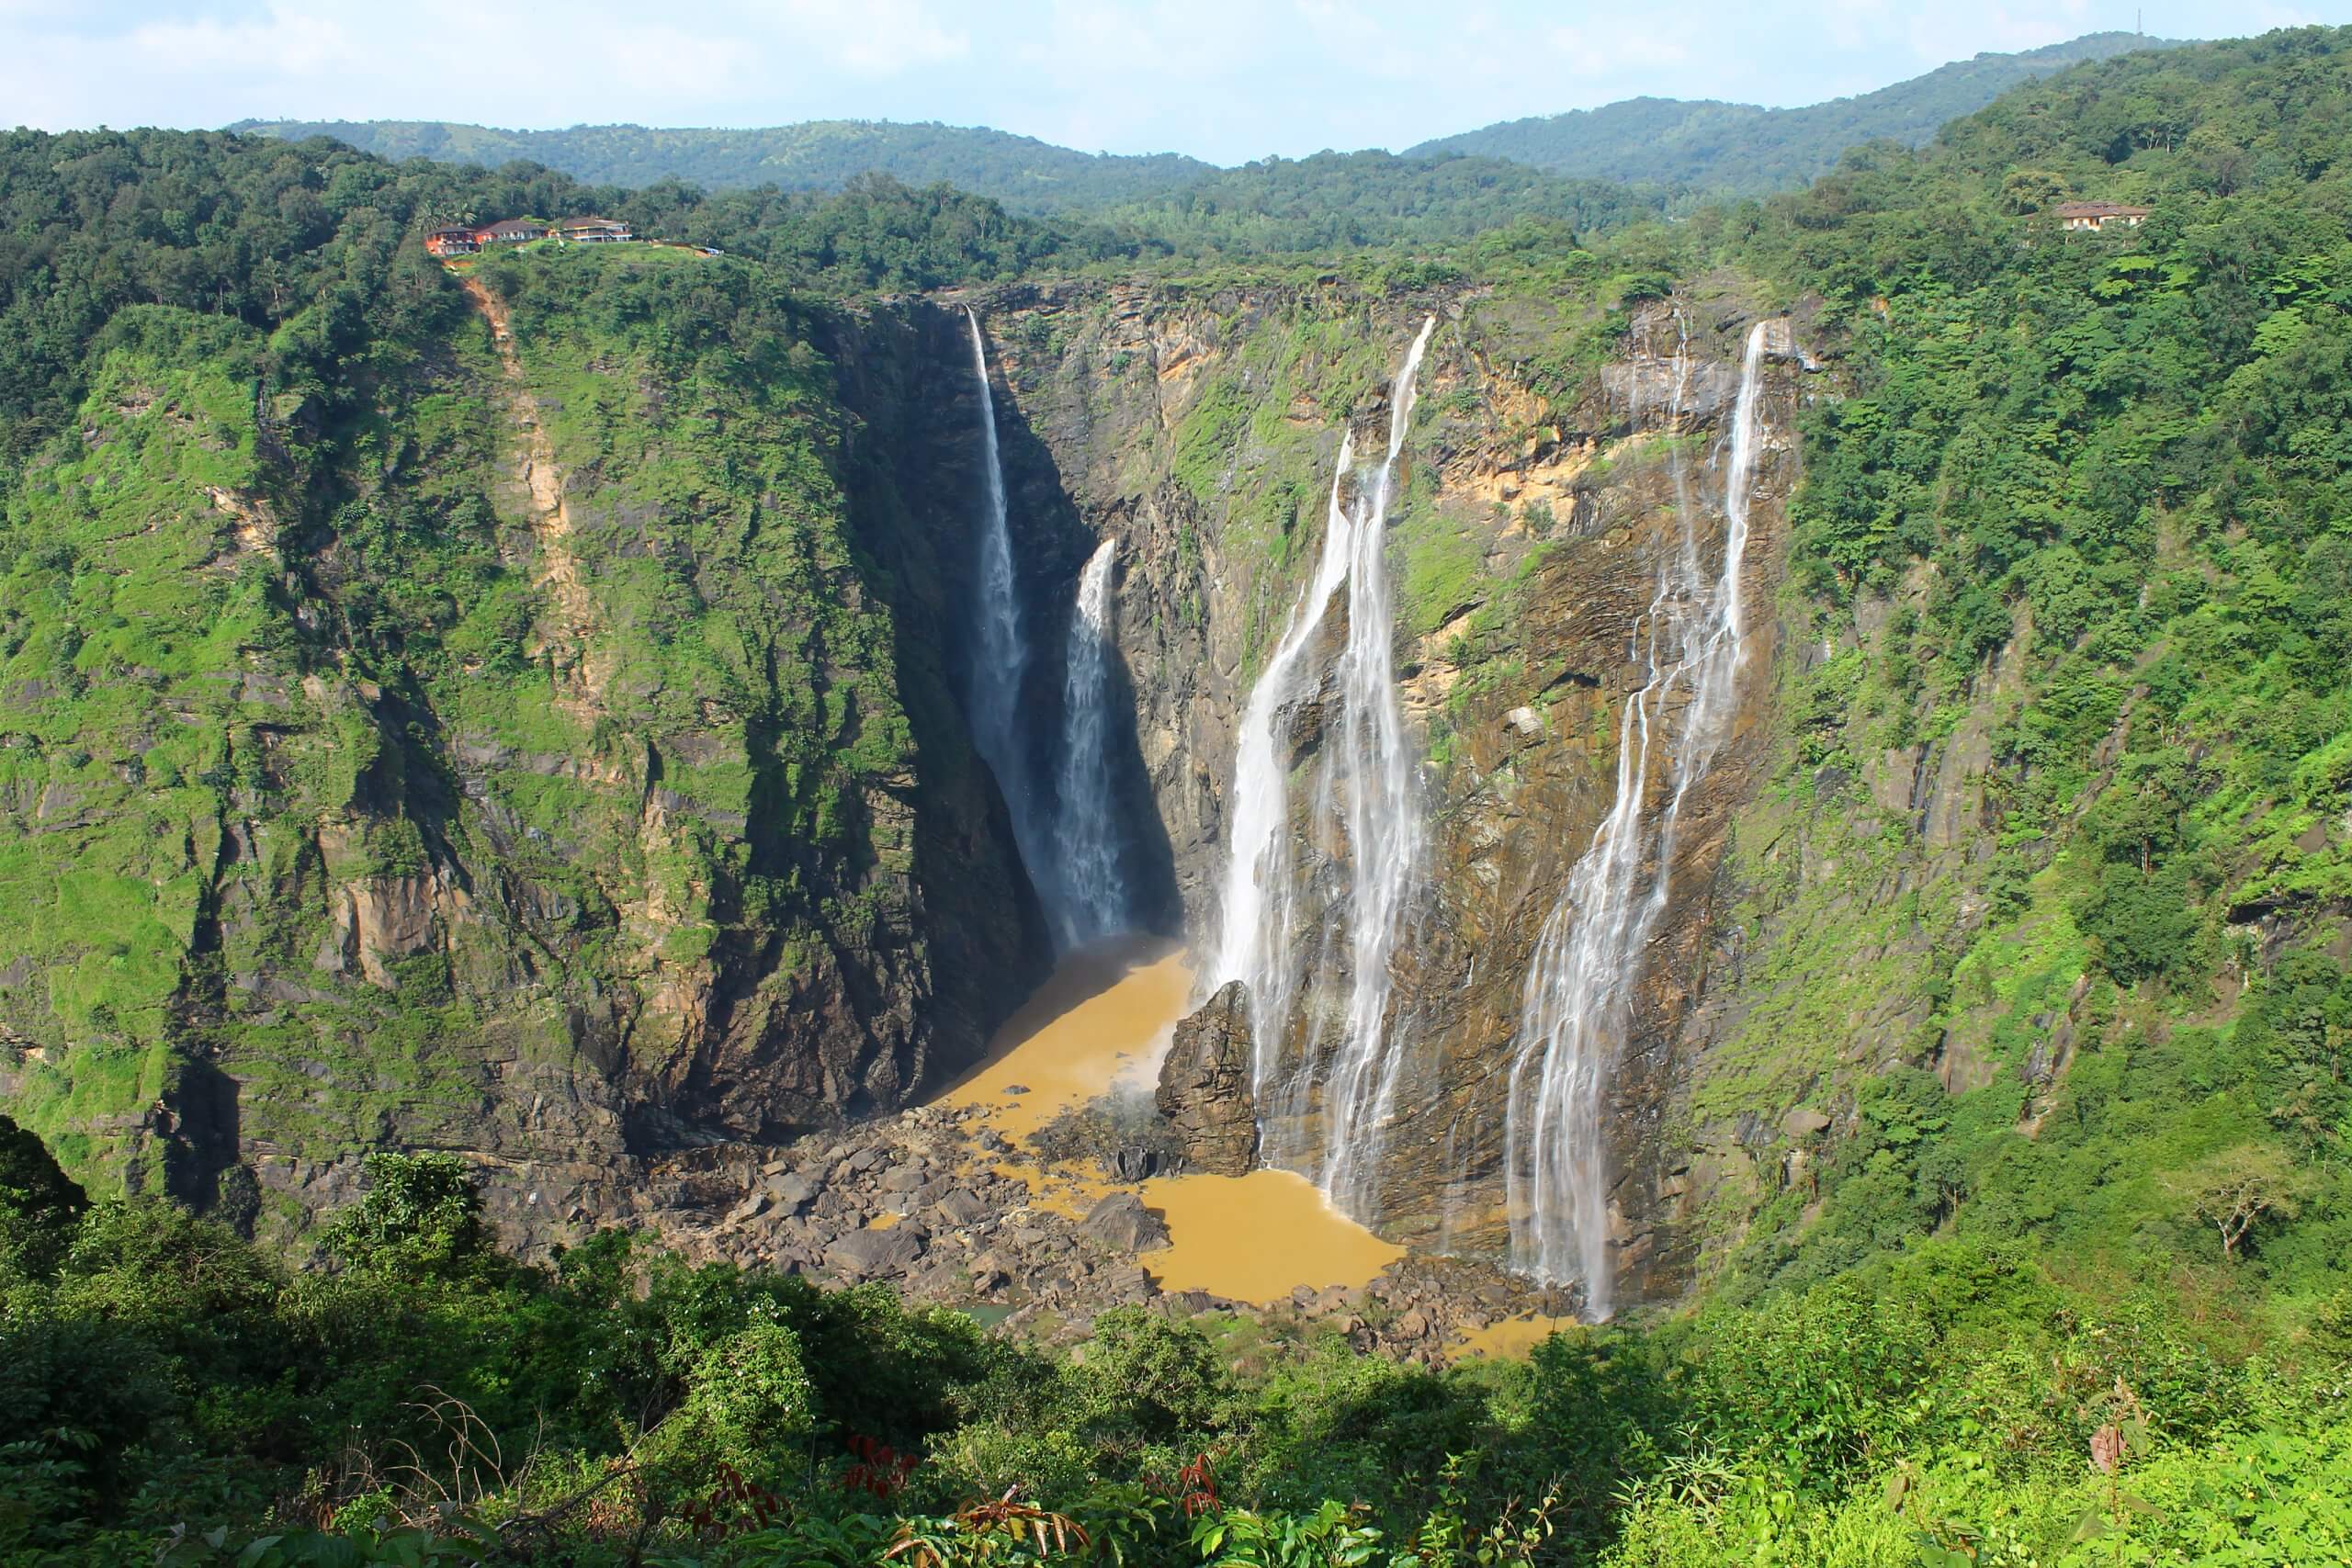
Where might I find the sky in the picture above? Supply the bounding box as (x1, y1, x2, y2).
(0, 0, 2338, 167)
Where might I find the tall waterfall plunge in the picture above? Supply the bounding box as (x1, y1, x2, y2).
(964, 310, 1136, 950)
(1212, 316, 1437, 1216)
(963, 308, 1035, 837)
(1503, 318, 1775, 1317)
(1054, 539, 1130, 947)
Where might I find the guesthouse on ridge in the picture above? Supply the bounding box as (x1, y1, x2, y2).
(424, 228, 480, 257)
(478, 218, 553, 243)
(2052, 201, 2153, 232)
(558, 216, 634, 243)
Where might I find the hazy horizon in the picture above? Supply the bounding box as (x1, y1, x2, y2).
(4, 1, 2326, 167)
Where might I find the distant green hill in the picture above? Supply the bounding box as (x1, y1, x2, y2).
(227, 118, 1213, 214)
(1408, 31, 2183, 194)
(236, 34, 2183, 217)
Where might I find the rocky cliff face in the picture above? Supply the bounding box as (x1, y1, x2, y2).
(0, 261, 1050, 1250)
(4, 255, 1886, 1310)
(944, 276, 1815, 1303)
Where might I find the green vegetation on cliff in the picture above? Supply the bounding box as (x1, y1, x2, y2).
(0, 129, 1043, 1201)
(1686, 19, 2352, 1299)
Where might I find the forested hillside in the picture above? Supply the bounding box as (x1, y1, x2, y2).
(230, 118, 1214, 213)
(1412, 31, 2175, 194)
(240, 31, 2173, 213)
(8, 22, 2352, 1568)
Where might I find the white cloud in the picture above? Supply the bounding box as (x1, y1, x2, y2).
(128, 6, 357, 74)
(772, 0, 967, 76)
(1543, 24, 1691, 79)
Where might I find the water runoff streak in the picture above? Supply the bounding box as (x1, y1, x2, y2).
(1504, 319, 1773, 1317)
(1212, 316, 1438, 1216)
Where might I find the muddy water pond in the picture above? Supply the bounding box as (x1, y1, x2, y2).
(934, 940, 1401, 1303)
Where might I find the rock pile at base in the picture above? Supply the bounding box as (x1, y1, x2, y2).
(628, 1100, 1555, 1361)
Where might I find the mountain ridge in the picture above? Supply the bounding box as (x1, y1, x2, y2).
(1408, 30, 2185, 190)
(230, 30, 2186, 209)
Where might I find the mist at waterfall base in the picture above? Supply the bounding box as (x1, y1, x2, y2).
(1502, 318, 1775, 1318)
(962, 310, 1139, 953)
(1211, 316, 1438, 1217)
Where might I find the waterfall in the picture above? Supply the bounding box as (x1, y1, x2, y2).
(1212, 315, 1438, 1213)
(1054, 538, 1128, 947)
(1503, 318, 1773, 1317)
(963, 309, 1034, 846)
(967, 308, 1139, 951)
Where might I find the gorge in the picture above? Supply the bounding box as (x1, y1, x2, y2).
(0, 241, 1812, 1319)
(12, 26, 2352, 1556)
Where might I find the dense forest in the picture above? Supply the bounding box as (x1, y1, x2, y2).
(228, 118, 1220, 214)
(10, 20, 2352, 1568)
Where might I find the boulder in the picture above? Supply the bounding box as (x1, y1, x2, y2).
(1080, 1190, 1170, 1252)
(934, 1188, 990, 1226)
(1781, 1107, 1832, 1140)
(762, 1171, 816, 1213)
(825, 1224, 925, 1280)
(1155, 981, 1260, 1176)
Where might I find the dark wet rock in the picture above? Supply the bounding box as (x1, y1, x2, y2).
(1102, 1145, 1175, 1181)
(1155, 981, 1259, 1176)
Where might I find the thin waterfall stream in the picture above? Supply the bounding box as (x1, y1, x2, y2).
(1211, 316, 1438, 1216)
(1503, 318, 1774, 1317)
(962, 308, 1035, 849)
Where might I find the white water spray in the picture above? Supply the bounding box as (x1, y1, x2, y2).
(1503, 318, 1773, 1316)
(1212, 316, 1438, 1213)
(1054, 538, 1129, 947)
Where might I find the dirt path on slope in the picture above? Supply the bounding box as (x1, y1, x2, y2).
(457, 273, 607, 719)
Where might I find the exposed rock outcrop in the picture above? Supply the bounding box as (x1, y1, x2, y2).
(1080, 1190, 1170, 1251)
(1156, 982, 1259, 1176)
